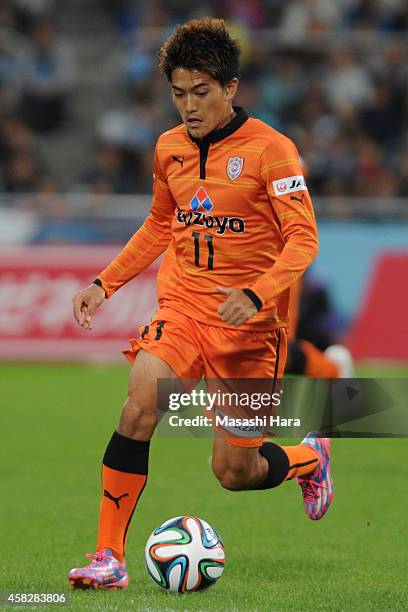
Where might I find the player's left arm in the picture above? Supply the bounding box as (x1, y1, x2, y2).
(216, 286, 258, 327)
(248, 137, 319, 308)
(217, 138, 318, 326)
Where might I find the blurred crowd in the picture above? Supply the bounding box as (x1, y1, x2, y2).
(1, 0, 408, 198)
(0, 0, 76, 194)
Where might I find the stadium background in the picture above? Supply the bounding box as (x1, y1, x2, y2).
(0, 1, 407, 609)
(1, 0, 408, 361)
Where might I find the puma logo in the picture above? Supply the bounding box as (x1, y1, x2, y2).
(104, 489, 129, 509)
(172, 155, 184, 167)
(290, 194, 305, 204)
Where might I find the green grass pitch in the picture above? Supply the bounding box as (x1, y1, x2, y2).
(0, 362, 407, 611)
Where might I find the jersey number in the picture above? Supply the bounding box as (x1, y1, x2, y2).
(192, 232, 214, 270)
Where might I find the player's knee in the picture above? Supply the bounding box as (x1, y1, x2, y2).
(118, 393, 156, 440)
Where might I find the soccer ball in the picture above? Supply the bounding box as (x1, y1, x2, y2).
(145, 515, 225, 592)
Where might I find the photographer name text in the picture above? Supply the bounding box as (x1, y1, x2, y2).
(168, 414, 301, 429)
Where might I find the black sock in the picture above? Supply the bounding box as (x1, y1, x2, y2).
(98, 431, 150, 560)
(252, 442, 290, 489)
(103, 430, 150, 474)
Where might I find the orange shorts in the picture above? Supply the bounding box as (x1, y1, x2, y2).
(123, 306, 287, 448)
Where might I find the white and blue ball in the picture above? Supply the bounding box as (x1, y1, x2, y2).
(145, 516, 225, 592)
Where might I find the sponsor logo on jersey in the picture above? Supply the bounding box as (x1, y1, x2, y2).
(176, 186, 245, 235)
(175, 206, 245, 235)
(190, 187, 213, 212)
(272, 175, 307, 196)
(227, 156, 244, 181)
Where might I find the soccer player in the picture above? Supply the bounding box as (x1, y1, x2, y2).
(69, 18, 333, 590)
(286, 277, 355, 378)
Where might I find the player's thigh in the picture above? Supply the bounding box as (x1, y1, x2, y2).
(211, 435, 261, 481)
(130, 347, 179, 395)
(119, 349, 181, 432)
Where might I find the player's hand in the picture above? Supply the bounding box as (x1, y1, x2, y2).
(72, 283, 106, 330)
(217, 287, 258, 327)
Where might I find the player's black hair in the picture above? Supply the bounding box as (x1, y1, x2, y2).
(158, 18, 241, 86)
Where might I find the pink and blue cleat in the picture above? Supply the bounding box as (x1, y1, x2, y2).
(68, 549, 128, 590)
(297, 433, 334, 520)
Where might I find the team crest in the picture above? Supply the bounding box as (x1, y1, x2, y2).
(227, 157, 244, 181)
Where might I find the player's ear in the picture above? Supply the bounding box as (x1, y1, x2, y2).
(225, 78, 239, 101)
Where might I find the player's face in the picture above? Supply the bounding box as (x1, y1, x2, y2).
(170, 68, 238, 139)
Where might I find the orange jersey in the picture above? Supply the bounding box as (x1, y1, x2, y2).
(98, 108, 319, 331)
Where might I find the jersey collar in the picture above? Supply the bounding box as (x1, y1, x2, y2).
(188, 106, 248, 146)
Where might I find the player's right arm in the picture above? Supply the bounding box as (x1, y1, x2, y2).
(72, 145, 175, 330)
